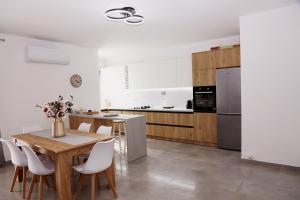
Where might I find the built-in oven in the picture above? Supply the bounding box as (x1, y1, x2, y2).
(193, 86, 216, 112)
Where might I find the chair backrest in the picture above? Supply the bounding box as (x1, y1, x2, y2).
(77, 123, 91, 132)
(22, 125, 44, 134)
(81, 139, 115, 174)
(21, 145, 51, 175)
(96, 126, 112, 135)
(0, 139, 27, 167)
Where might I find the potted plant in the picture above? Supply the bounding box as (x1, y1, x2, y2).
(35, 95, 73, 138)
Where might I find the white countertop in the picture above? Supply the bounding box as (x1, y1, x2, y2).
(70, 113, 145, 120)
(103, 107, 193, 113)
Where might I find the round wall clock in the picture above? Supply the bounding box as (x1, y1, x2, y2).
(70, 74, 82, 88)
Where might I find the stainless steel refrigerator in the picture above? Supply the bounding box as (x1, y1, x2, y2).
(216, 68, 241, 151)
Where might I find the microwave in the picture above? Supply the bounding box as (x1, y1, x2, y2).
(193, 86, 216, 112)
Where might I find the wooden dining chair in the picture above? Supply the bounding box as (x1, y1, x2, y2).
(73, 139, 117, 200)
(22, 145, 55, 200)
(0, 139, 28, 199)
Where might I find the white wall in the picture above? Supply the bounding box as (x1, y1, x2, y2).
(100, 35, 240, 109)
(103, 35, 240, 66)
(0, 34, 100, 160)
(240, 4, 300, 167)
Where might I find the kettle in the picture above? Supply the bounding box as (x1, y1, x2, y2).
(186, 100, 193, 109)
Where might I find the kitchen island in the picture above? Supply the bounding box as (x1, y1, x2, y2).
(69, 113, 147, 162)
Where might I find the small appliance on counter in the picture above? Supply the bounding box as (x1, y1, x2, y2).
(186, 100, 193, 109)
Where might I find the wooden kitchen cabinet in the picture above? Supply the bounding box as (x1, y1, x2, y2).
(173, 127, 193, 140)
(192, 51, 216, 70)
(192, 68, 216, 86)
(147, 125, 193, 141)
(193, 113, 217, 145)
(147, 125, 173, 138)
(147, 112, 193, 126)
(215, 45, 240, 68)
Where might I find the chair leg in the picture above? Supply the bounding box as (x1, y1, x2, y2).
(74, 173, 83, 200)
(27, 174, 37, 200)
(10, 166, 20, 192)
(22, 167, 28, 199)
(118, 124, 122, 153)
(123, 123, 127, 154)
(91, 174, 97, 200)
(96, 173, 101, 191)
(104, 170, 117, 198)
(112, 124, 116, 136)
(38, 176, 44, 200)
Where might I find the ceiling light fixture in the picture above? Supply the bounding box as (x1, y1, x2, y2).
(105, 7, 144, 25)
(125, 15, 144, 25)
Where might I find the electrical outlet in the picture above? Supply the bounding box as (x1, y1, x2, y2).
(161, 91, 166, 95)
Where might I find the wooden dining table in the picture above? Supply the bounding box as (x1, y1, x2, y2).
(11, 129, 116, 200)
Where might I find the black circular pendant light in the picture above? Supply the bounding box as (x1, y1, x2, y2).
(105, 7, 144, 25)
(125, 15, 144, 25)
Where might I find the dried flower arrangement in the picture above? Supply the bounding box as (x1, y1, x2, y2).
(35, 95, 74, 118)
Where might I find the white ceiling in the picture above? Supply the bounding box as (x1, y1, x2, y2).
(0, 0, 298, 58)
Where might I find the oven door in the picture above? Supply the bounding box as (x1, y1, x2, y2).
(193, 86, 216, 112)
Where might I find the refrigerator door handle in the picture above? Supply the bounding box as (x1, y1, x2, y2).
(217, 113, 241, 115)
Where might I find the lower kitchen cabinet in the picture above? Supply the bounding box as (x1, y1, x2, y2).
(147, 112, 193, 126)
(147, 125, 193, 141)
(147, 125, 173, 138)
(106, 109, 217, 146)
(193, 113, 217, 145)
(173, 126, 194, 140)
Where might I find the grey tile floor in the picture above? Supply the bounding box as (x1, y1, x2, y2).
(0, 138, 299, 200)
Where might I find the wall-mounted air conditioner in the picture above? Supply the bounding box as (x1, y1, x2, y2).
(26, 46, 70, 65)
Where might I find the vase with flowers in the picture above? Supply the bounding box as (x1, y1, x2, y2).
(35, 95, 74, 138)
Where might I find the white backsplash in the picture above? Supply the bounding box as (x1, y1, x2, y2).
(102, 87, 192, 109)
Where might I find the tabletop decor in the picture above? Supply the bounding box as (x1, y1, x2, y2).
(35, 95, 73, 138)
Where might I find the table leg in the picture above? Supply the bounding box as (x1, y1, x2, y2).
(55, 153, 72, 200)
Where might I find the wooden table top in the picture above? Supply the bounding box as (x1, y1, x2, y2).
(11, 129, 114, 155)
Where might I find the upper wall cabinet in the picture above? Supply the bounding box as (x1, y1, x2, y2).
(215, 45, 240, 68)
(128, 57, 192, 89)
(192, 51, 216, 70)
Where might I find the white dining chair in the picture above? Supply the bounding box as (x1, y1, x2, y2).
(96, 126, 112, 135)
(73, 139, 117, 200)
(0, 139, 28, 199)
(77, 123, 91, 132)
(22, 145, 55, 200)
(79, 126, 113, 162)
